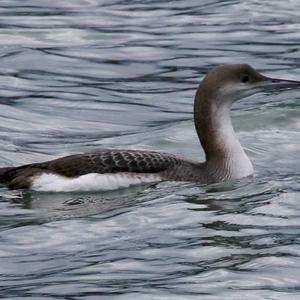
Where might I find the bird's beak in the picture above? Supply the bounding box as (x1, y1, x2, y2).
(258, 75, 300, 91)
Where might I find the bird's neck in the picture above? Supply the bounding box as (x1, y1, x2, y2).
(194, 89, 253, 180)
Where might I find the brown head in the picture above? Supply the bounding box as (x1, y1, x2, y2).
(196, 64, 300, 107)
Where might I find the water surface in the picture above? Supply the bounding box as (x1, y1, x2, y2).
(0, 0, 300, 299)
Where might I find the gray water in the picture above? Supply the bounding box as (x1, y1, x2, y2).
(0, 0, 300, 299)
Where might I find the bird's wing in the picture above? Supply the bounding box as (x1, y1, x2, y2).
(38, 149, 180, 176)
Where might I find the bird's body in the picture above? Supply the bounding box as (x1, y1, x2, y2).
(0, 64, 299, 191)
(0, 150, 208, 191)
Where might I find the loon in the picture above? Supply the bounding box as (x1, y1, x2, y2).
(0, 64, 299, 192)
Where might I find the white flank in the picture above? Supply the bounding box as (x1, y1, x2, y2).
(31, 173, 161, 192)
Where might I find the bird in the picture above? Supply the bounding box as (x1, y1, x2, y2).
(0, 64, 299, 192)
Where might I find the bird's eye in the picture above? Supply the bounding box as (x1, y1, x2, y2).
(242, 75, 250, 83)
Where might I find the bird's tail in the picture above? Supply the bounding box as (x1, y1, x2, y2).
(0, 167, 15, 184)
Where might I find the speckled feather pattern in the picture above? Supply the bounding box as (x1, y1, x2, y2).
(36, 150, 179, 175)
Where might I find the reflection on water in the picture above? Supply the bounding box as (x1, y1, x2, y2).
(0, 0, 300, 299)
